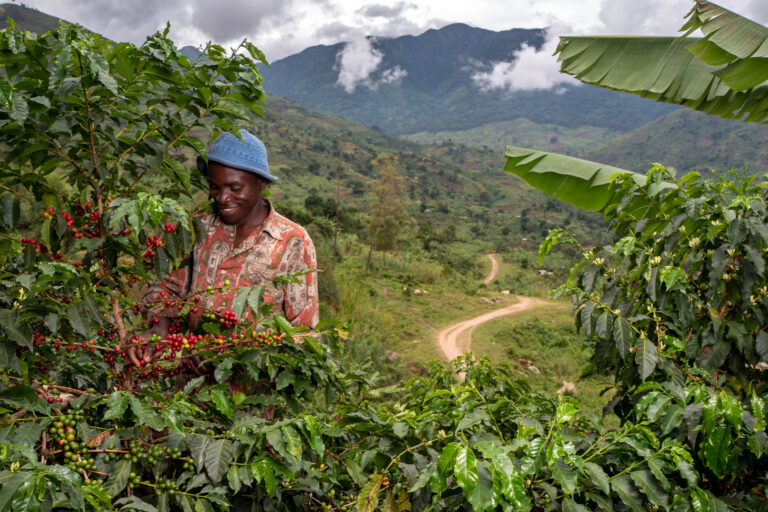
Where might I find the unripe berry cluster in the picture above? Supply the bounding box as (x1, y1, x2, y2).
(49, 406, 96, 474)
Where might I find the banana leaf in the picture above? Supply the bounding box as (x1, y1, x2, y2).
(503, 146, 642, 211)
(556, 1, 768, 123)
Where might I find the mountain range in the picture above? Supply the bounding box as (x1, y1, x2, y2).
(261, 23, 677, 135)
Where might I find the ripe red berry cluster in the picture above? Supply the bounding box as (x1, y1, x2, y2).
(164, 223, 176, 233)
(220, 309, 237, 329)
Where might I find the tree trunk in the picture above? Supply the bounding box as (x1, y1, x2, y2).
(365, 230, 376, 274)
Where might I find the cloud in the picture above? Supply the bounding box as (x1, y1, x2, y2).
(334, 35, 407, 92)
(191, 0, 290, 42)
(380, 65, 407, 84)
(315, 21, 359, 41)
(471, 29, 576, 92)
(356, 2, 416, 19)
(335, 36, 383, 92)
(596, 0, 689, 36)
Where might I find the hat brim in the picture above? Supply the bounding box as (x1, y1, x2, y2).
(196, 156, 278, 183)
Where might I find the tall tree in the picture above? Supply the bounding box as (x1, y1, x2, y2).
(365, 153, 411, 273)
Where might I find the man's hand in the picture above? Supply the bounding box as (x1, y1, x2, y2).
(127, 317, 170, 368)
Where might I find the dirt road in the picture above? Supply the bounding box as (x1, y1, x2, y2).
(483, 254, 499, 284)
(436, 296, 547, 362)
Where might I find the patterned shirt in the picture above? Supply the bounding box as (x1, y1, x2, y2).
(145, 202, 319, 328)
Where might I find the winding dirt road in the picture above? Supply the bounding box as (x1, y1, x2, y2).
(483, 254, 499, 284)
(437, 296, 546, 361)
(436, 254, 546, 363)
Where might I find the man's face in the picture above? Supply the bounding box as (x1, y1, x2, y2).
(207, 163, 268, 228)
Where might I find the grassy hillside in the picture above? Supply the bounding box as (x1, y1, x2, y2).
(0, 3, 77, 32)
(409, 105, 768, 180)
(587, 108, 768, 176)
(245, 94, 608, 252)
(403, 117, 619, 158)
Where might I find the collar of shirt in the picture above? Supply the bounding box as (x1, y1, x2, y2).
(210, 199, 283, 255)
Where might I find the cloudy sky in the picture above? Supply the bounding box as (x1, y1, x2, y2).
(17, 0, 768, 92)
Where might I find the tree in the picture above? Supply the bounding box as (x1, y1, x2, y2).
(365, 153, 411, 272)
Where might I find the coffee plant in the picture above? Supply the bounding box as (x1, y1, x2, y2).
(0, 20, 757, 512)
(542, 166, 768, 509)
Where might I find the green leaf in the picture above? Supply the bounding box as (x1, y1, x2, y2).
(756, 331, 768, 361)
(210, 386, 233, 420)
(659, 265, 685, 289)
(453, 443, 478, 492)
(258, 462, 277, 497)
(0, 192, 20, 229)
(67, 303, 91, 338)
(555, 402, 577, 425)
(226, 465, 241, 494)
(504, 146, 643, 211)
(114, 495, 159, 511)
(302, 415, 325, 456)
(466, 462, 495, 511)
(0, 385, 50, 414)
(635, 337, 658, 381)
(0, 473, 27, 510)
(630, 470, 668, 509)
(232, 286, 251, 320)
(246, 286, 265, 316)
(104, 459, 131, 497)
(282, 424, 302, 459)
(9, 93, 27, 124)
(356, 477, 381, 512)
(438, 442, 459, 478)
(551, 459, 577, 494)
(595, 311, 612, 340)
(752, 393, 766, 422)
(0, 74, 13, 109)
(584, 462, 610, 495)
(562, 498, 590, 512)
(611, 474, 643, 512)
(703, 427, 731, 477)
(275, 370, 295, 391)
(392, 421, 408, 438)
(161, 157, 191, 191)
(0, 309, 33, 348)
(345, 458, 366, 487)
(203, 438, 235, 483)
(128, 395, 165, 430)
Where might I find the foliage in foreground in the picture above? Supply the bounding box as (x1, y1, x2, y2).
(0, 343, 735, 511)
(541, 167, 768, 509)
(0, 17, 764, 512)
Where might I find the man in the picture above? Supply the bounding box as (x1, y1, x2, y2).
(138, 129, 318, 354)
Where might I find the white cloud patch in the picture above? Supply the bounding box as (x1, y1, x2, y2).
(471, 29, 576, 92)
(381, 65, 407, 84)
(335, 36, 383, 92)
(334, 36, 406, 92)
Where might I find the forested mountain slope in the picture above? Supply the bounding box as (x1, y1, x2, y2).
(261, 23, 677, 135)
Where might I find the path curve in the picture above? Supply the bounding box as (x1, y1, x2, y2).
(483, 254, 499, 284)
(437, 296, 547, 362)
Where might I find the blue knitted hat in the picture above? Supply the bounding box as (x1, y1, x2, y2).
(200, 129, 277, 183)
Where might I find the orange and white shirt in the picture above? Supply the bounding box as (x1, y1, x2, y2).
(145, 202, 318, 328)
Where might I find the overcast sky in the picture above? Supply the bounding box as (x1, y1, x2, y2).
(16, 0, 768, 92)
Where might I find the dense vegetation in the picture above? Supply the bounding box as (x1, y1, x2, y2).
(1, 12, 766, 512)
